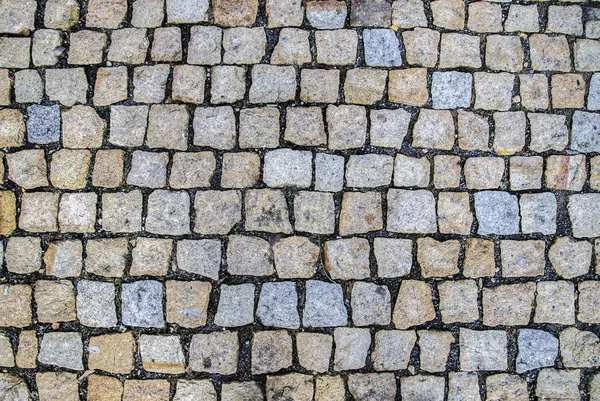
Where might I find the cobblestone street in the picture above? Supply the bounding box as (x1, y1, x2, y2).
(0, 0, 600, 399)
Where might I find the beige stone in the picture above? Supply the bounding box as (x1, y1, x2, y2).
(0, 285, 31, 327)
(87, 375, 123, 401)
(50, 149, 91, 189)
(213, 0, 258, 26)
(92, 149, 124, 188)
(166, 280, 211, 328)
(551, 74, 586, 109)
(418, 330, 455, 372)
(123, 380, 170, 401)
(483, 283, 536, 326)
(344, 68, 387, 105)
(463, 238, 496, 278)
(0, 109, 25, 147)
(417, 238, 460, 278)
(296, 332, 332, 373)
(500, 240, 545, 277)
(35, 280, 76, 323)
(393, 280, 435, 329)
(16, 330, 37, 368)
(88, 333, 135, 374)
(545, 155, 586, 191)
(36, 372, 78, 401)
(0, 191, 16, 236)
(388, 68, 428, 106)
(438, 280, 479, 323)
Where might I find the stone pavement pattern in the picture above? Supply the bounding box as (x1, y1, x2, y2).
(0, 0, 600, 399)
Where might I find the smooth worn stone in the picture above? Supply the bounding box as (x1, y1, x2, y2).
(351, 282, 391, 326)
(19, 192, 59, 233)
(0, 285, 32, 327)
(189, 332, 238, 374)
(417, 238, 460, 278)
(372, 330, 416, 371)
(85, 238, 128, 277)
(214, 284, 255, 327)
(432, 71, 472, 109)
(267, 0, 303, 27)
(401, 375, 445, 401)
(76, 280, 117, 327)
(339, 191, 383, 235)
(402, 28, 440, 67)
(306, 0, 346, 29)
(297, 333, 333, 373)
(264, 149, 312, 188)
(176, 239, 221, 279)
(459, 329, 507, 371)
(438, 280, 478, 323)
(32, 29, 64, 66)
(250, 65, 296, 103)
(344, 68, 388, 105)
(528, 113, 568, 152)
(393, 280, 435, 329)
(363, 29, 401, 67)
(300, 68, 339, 103)
(315, 153, 344, 192)
(273, 236, 319, 279)
(46, 68, 87, 106)
(38, 332, 83, 370)
(549, 237, 592, 279)
(388, 68, 429, 106)
(387, 189, 437, 234)
(271, 28, 311, 65)
(285, 107, 326, 146)
(392, 0, 427, 28)
(439, 33, 481, 68)
(238, 107, 279, 148)
(133, 65, 170, 103)
(36, 372, 78, 401)
(501, 240, 545, 277)
(68, 30, 106, 65)
(226, 235, 274, 276)
(315, 29, 358, 65)
(483, 283, 535, 326)
(334, 327, 371, 371)
(102, 191, 143, 233)
(146, 190, 190, 235)
(529, 34, 571, 72)
(486, 374, 529, 401)
(534, 281, 575, 325)
(370, 108, 411, 148)
(348, 373, 396, 401)
(194, 190, 242, 235)
(374, 238, 412, 278)
(474, 191, 520, 235)
(252, 330, 292, 374)
(139, 335, 185, 374)
(327, 105, 367, 149)
(505, 4, 539, 32)
(188, 25, 221, 65)
(547, 5, 582, 35)
(464, 157, 504, 189)
(536, 369, 580, 400)
(516, 329, 558, 373)
(257, 282, 299, 329)
(572, 111, 600, 153)
(35, 280, 76, 323)
(121, 280, 164, 328)
(0, 38, 31, 69)
(6, 237, 42, 274)
(303, 280, 348, 327)
(413, 109, 455, 150)
(324, 238, 370, 280)
(44, 240, 82, 278)
(494, 111, 526, 154)
(245, 189, 293, 234)
(166, 280, 210, 328)
(27, 105, 60, 144)
(486, 35, 523, 72)
(223, 27, 266, 65)
(431, 0, 464, 29)
(193, 106, 235, 149)
(474, 72, 514, 111)
(346, 154, 393, 188)
(448, 372, 481, 401)
(294, 191, 336, 234)
(221, 152, 261, 188)
(467, 1, 501, 32)
(15, 70, 43, 103)
(458, 110, 490, 150)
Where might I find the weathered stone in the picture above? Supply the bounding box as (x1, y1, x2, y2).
(315, 153, 344, 192)
(545, 155, 586, 191)
(516, 329, 558, 373)
(166, 280, 210, 328)
(173, 380, 216, 401)
(46, 68, 88, 106)
(549, 237, 592, 279)
(221, 153, 260, 189)
(223, 27, 266, 65)
(431, 0, 464, 29)
(437, 192, 473, 235)
(572, 111, 600, 153)
(388, 68, 429, 106)
(189, 332, 238, 374)
(486, 374, 529, 401)
(374, 238, 412, 278)
(569, 194, 600, 238)
(402, 375, 445, 401)
(339, 191, 383, 235)
(188, 25, 221, 65)
(221, 382, 263, 401)
(0, 38, 31, 69)
(432, 71, 472, 109)
(500, 240, 545, 277)
(474, 191, 520, 235)
(297, 333, 332, 373)
(370, 109, 411, 148)
(393, 155, 429, 188)
(19, 192, 59, 233)
(257, 281, 299, 329)
(121, 280, 164, 328)
(101, 191, 143, 233)
(303, 280, 348, 328)
(69, 31, 107, 66)
(194, 190, 241, 235)
(0, 109, 25, 147)
(27, 105, 60, 144)
(264, 149, 312, 188)
(463, 238, 495, 278)
(252, 330, 292, 374)
(273, 236, 318, 279)
(448, 372, 481, 401)
(271, 28, 311, 65)
(467, 1, 501, 32)
(334, 327, 371, 370)
(344, 68, 387, 105)
(7, 149, 48, 189)
(306, 0, 346, 29)
(413, 109, 455, 150)
(139, 335, 185, 374)
(44, 240, 82, 278)
(62, 105, 105, 148)
(459, 329, 507, 371)
(32, 29, 63, 66)
(510, 156, 543, 191)
(392, 0, 427, 28)
(327, 105, 367, 149)
(123, 380, 170, 401)
(474, 72, 514, 111)
(418, 330, 455, 372)
(348, 373, 396, 401)
(464, 157, 504, 190)
(0, 285, 31, 327)
(536, 369, 580, 400)
(87, 375, 123, 401)
(438, 280, 478, 323)
(133, 65, 169, 103)
(529, 34, 571, 72)
(15, 70, 42, 103)
(38, 332, 83, 370)
(300, 68, 339, 103)
(578, 281, 600, 323)
(214, 283, 255, 327)
(6, 237, 42, 274)
(387, 189, 437, 233)
(351, 282, 391, 326)
(315, 30, 358, 65)
(575, 39, 600, 72)
(0, 0, 36, 34)
(146, 190, 190, 235)
(36, 372, 78, 401)
(245, 189, 292, 233)
(16, 330, 37, 368)
(486, 35, 523, 72)
(482, 283, 535, 326)
(417, 238, 460, 278)
(505, 4, 539, 33)
(402, 28, 439, 67)
(534, 281, 575, 325)
(364, 29, 401, 67)
(250, 65, 296, 103)
(324, 238, 370, 280)
(393, 280, 435, 329)
(77, 280, 117, 327)
(439, 33, 481, 68)
(35, 280, 75, 323)
(85, 238, 128, 277)
(176, 239, 220, 280)
(372, 330, 415, 371)
(193, 106, 234, 149)
(294, 191, 335, 234)
(166, 0, 207, 23)
(50, 149, 91, 190)
(132, 0, 164, 27)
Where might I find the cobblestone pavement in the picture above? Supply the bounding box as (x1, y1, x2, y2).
(0, 0, 599, 400)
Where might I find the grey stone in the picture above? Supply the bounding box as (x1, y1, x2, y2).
(315, 153, 344, 192)
(189, 332, 238, 375)
(327, 104, 367, 149)
(194, 190, 242, 235)
(560, 327, 600, 368)
(306, 0, 347, 29)
(109, 105, 148, 147)
(0, 0, 35, 34)
(346, 154, 394, 188)
(252, 331, 293, 374)
(572, 111, 600, 153)
(370, 109, 410, 148)
(146, 190, 190, 235)
(133, 64, 170, 103)
(257, 282, 299, 329)
(401, 375, 444, 401)
(303, 280, 348, 328)
(151, 27, 182, 62)
(568, 194, 600, 238)
(76, 280, 117, 328)
(211, 66, 245, 104)
(363, 29, 401, 67)
(38, 332, 83, 370)
(227, 235, 274, 276)
(245, 189, 293, 234)
(392, 0, 427, 28)
(26, 105, 60, 144)
(273, 236, 319, 279)
(516, 329, 558, 373)
(193, 106, 236, 150)
(264, 149, 312, 188)
(294, 191, 336, 234)
(15, 70, 42, 103)
(86, 239, 127, 276)
(324, 238, 370, 279)
(412, 109, 455, 150)
(221, 382, 263, 401)
(474, 191, 520, 235)
(139, 335, 185, 374)
(536, 369, 580, 400)
(102, 191, 143, 233)
(589, 73, 600, 111)
(214, 284, 255, 327)
(459, 329, 507, 371)
(271, 28, 311, 65)
(549, 237, 592, 279)
(520, 193, 557, 235)
(348, 373, 396, 401)
(374, 238, 412, 278)
(505, 4, 539, 33)
(166, 0, 208, 23)
(188, 25, 221, 65)
(334, 328, 371, 371)
(32, 29, 63, 66)
(285, 106, 326, 146)
(249, 65, 296, 103)
(387, 189, 437, 234)
(448, 372, 480, 401)
(351, 282, 391, 326)
(44, 240, 82, 278)
(528, 113, 568, 152)
(131, 238, 172, 276)
(174, 380, 216, 401)
(372, 330, 416, 371)
(45, 68, 87, 106)
(223, 27, 266, 65)
(0, 374, 30, 401)
(316, 29, 358, 65)
(176, 239, 221, 280)
(121, 280, 164, 328)
(432, 71, 472, 109)
(132, 0, 164, 27)
(127, 151, 168, 188)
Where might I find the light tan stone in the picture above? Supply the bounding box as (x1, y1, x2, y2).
(88, 333, 135, 374)
(393, 280, 435, 329)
